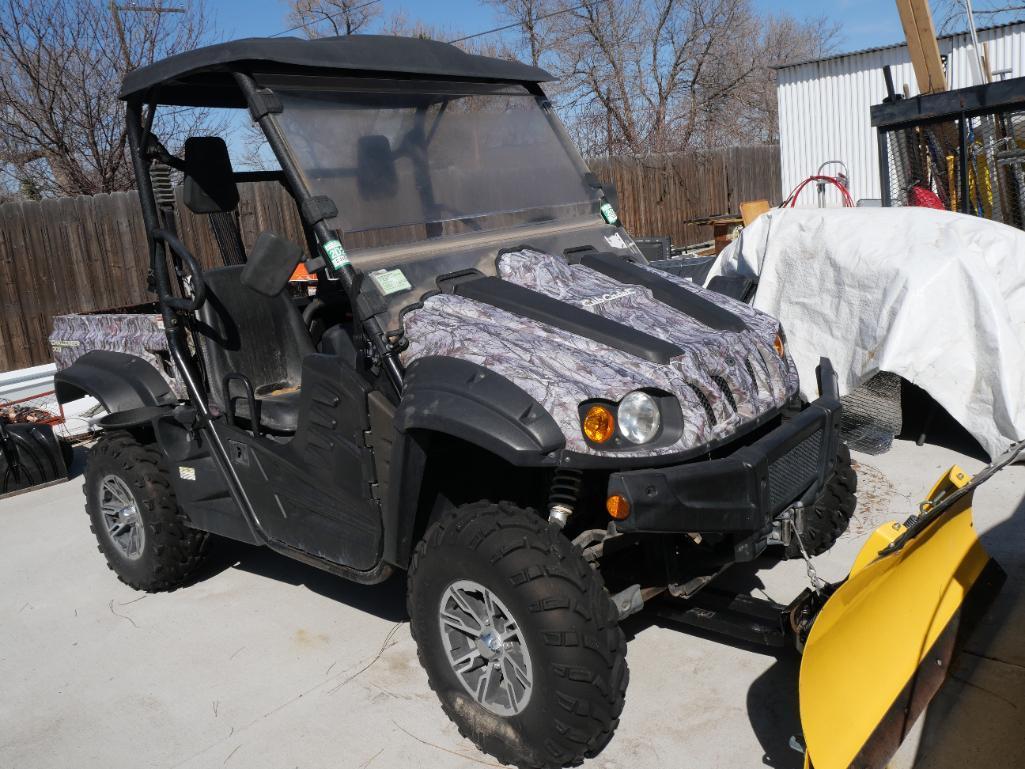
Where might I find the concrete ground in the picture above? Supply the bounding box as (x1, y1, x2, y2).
(1, 435, 1022, 769)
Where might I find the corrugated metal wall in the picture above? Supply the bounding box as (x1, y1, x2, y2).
(777, 22, 1025, 206)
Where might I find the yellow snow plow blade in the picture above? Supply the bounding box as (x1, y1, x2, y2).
(799, 463, 1006, 769)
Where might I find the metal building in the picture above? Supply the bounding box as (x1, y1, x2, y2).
(776, 21, 1025, 206)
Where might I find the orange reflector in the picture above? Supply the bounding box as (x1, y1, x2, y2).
(583, 405, 615, 444)
(606, 495, 630, 520)
(773, 332, 786, 359)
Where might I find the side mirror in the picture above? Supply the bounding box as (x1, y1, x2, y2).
(357, 135, 398, 200)
(241, 231, 303, 297)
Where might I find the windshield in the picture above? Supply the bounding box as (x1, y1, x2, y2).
(272, 79, 599, 259)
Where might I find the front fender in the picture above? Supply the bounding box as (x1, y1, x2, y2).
(54, 350, 176, 415)
(394, 356, 564, 465)
(383, 356, 564, 567)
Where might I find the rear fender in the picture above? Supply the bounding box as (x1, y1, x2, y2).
(54, 350, 177, 417)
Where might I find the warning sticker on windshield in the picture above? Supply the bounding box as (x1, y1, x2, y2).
(369, 268, 412, 296)
(600, 201, 620, 224)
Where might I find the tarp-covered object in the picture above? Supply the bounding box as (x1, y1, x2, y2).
(708, 207, 1025, 459)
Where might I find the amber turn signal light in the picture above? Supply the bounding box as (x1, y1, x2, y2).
(582, 404, 615, 443)
(606, 494, 630, 520)
(773, 331, 786, 359)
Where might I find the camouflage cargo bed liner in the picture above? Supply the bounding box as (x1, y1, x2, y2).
(49, 313, 185, 398)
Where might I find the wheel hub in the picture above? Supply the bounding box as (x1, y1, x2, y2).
(99, 475, 145, 561)
(477, 630, 503, 659)
(438, 579, 534, 716)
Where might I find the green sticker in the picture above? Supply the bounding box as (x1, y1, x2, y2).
(369, 268, 412, 296)
(322, 239, 350, 270)
(600, 201, 619, 225)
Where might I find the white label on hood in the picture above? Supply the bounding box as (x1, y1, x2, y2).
(581, 288, 639, 307)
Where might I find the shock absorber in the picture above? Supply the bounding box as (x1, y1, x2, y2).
(548, 467, 583, 528)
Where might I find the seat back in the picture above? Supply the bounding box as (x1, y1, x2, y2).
(195, 266, 314, 405)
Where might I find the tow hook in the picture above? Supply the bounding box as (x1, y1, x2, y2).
(769, 503, 805, 547)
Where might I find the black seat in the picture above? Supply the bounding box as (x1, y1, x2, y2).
(195, 265, 314, 435)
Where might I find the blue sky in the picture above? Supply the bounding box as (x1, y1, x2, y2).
(211, 0, 907, 55)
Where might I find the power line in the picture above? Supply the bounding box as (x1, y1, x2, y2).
(448, 0, 608, 45)
(270, 0, 382, 38)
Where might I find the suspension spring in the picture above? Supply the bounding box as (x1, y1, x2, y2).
(548, 468, 583, 528)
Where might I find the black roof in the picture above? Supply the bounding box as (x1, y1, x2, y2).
(120, 35, 554, 105)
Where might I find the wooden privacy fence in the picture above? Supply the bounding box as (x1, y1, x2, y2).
(0, 145, 781, 373)
(0, 180, 306, 373)
(589, 145, 782, 247)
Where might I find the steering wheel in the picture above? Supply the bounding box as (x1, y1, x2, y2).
(152, 229, 207, 311)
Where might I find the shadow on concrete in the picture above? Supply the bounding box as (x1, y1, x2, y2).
(66, 444, 88, 480)
(619, 557, 806, 768)
(909, 487, 1025, 769)
(747, 652, 803, 769)
(191, 537, 409, 623)
(899, 381, 989, 462)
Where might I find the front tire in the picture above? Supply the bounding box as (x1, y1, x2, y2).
(84, 430, 208, 591)
(786, 443, 858, 558)
(407, 501, 628, 769)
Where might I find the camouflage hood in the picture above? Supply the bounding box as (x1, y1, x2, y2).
(400, 248, 798, 457)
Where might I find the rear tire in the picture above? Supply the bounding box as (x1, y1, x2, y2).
(407, 501, 628, 769)
(84, 430, 208, 591)
(786, 443, 858, 558)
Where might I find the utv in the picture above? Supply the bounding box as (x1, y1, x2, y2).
(56, 36, 856, 769)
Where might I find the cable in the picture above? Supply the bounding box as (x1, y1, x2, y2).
(270, 0, 382, 38)
(448, 0, 609, 45)
(782, 175, 854, 208)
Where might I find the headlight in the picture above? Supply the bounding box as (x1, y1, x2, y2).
(617, 391, 661, 444)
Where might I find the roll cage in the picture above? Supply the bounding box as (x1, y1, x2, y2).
(121, 41, 592, 416)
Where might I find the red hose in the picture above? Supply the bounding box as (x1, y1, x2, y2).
(784, 175, 854, 208)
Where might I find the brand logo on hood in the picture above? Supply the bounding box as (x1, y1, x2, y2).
(581, 288, 639, 308)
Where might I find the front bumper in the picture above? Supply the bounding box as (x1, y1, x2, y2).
(607, 395, 842, 534)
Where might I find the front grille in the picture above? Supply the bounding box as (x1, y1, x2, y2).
(687, 383, 717, 426)
(745, 358, 760, 391)
(767, 428, 823, 511)
(711, 376, 737, 413)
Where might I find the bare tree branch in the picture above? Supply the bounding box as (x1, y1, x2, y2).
(483, 0, 838, 156)
(0, 0, 219, 198)
(285, 0, 381, 37)
(933, 0, 1025, 33)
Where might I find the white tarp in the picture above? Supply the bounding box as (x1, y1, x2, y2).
(707, 207, 1025, 459)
